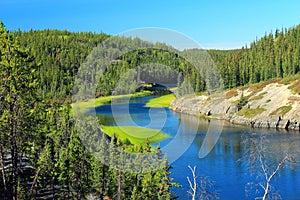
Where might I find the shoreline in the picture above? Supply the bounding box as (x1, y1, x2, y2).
(169, 78, 300, 132)
(169, 105, 300, 132)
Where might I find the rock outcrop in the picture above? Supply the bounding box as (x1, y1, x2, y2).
(170, 81, 300, 131)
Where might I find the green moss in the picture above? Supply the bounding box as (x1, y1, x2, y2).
(265, 99, 271, 103)
(249, 91, 267, 101)
(237, 107, 266, 118)
(279, 73, 300, 85)
(270, 105, 292, 116)
(145, 94, 176, 108)
(288, 80, 300, 95)
(101, 126, 169, 145)
(199, 113, 205, 118)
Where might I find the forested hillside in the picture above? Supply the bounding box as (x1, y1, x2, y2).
(209, 25, 300, 88)
(15, 29, 109, 99)
(14, 24, 300, 99)
(0, 22, 176, 199)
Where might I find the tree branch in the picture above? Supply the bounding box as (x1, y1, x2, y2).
(29, 168, 40, 198)
(187, 165, 197, 200)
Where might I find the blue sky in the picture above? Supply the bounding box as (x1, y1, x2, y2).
(0, 0, 299, 49)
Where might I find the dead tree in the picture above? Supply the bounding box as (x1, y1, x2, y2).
(187, 165, 218, 200)
(243, 133, 296, 200)
(187, 165, 197, 200)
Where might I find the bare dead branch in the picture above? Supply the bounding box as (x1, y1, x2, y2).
(187, 165, 197, 200)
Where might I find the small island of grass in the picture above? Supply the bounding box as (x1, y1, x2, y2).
(101, 125, 169, 145)
(145, 94, 176, 108)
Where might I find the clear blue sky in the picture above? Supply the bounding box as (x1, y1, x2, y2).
(1, 0, 299, 49)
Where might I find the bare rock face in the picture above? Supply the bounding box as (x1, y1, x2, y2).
(169, 81, 300, 131)
(169, 95, 208, 115)
(226, 104, 238, 114)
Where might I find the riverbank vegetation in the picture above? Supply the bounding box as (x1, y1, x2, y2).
(72, 91, 151, 112)
(269, 105, 292, 116)
(145, 94, 176, 108)
(237, 107, 266, 118)
(101, 126, 169, 146)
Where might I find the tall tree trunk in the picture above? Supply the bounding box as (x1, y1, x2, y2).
(29, 168, 40, 199)
(102, 165, 107, 195)
(10, 129, 18, 200)
(52, 176, 55, 200)
(6, 55, 18, 200)
(117, 170, 122, 200)
(0, 144, 9, 199)
(9, 95, 18, 200)
(77, 165, 82, 200)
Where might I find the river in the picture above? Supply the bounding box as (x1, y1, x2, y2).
(89, 96, 300, 199)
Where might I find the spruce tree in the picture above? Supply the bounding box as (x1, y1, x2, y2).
(0, 21, 42, 199)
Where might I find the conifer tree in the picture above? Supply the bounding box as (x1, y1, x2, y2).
(0, 21, 42, 199)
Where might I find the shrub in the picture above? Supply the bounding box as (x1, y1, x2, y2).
(237, 94, 248, 111)
(237, 108, 266, 118)
(270, 105, 292, 116)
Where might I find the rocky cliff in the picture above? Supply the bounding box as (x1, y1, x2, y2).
(170, 79, 300, 131)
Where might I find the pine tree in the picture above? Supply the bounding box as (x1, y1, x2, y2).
(0, 21, 42, 199)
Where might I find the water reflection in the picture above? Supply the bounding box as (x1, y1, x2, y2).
(92, 96, 300, 200)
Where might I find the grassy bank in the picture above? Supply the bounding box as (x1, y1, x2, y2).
(72, 91, 151, 112)
(101, 125, 169, 145)
(145, 94, 176, 108)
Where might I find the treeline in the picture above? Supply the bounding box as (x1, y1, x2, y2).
(15, 29, 208, 98)
(12, 23, 300, 98)
(73, 24, 300, 98)
(208, 24, 300, 89)
(0, 22, 176, 199)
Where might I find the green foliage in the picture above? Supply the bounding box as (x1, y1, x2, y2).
(9, 22, 300, 100)
(0, 21, 45, 199)
(101, 126, 169, 146)
(249, 91, 267, 101)
(237, 107, 266, 118)
(269, 105, 292, 116)
(145, 94, 176, 108)
(199, 113, 206, 118)
(288, 80, 300, 94)
(209, 25, 300, 89)
(279, 73, 300, 85)
(14, 28, 109, 99)
(236, 93, 249, 111)
(1, 22, 176, 199)
(72, 91, 151, 113)
(265, 99, 271, 103)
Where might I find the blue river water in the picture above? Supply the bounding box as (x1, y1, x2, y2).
(89, 96, 300, 200)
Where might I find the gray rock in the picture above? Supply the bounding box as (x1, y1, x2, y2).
(277, 119, 289, 129)
(226, 104, 238, 114)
